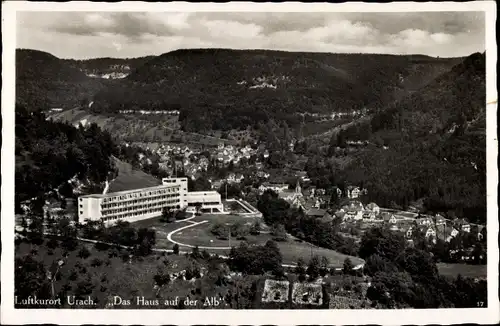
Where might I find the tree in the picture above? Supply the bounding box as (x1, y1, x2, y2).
(307, 255, 321, 280)
(195, 203, 203, 215)
(15, 256, 52, 306)
(359, 227, 406, 261)
(78, 247, 91, 259)
(135, 228, 156, 256)
(74, 276, 95, 299)
(27, 214, 45, 245)
(229, 241, 283, 276)
(295, 258, 307, 280)
(161, 207, 176, 223)
(320, 256, 330, 276)
(395, 248, 438, 283)
(364, 254, 398, 276)
(58, 182, 74, 198)
(329, 190, 339, 206)
(154, 271, 170, 288)
(470, 243, 486, 265)
(271, 223, 287, 242)
(342, 258, 354, 275)
(249, 220, 261, 235)
(191, 245, 201, 259)
(257, 190, 290, 226)
(173, 244, 180, 255)
(367, 271, 415, 308)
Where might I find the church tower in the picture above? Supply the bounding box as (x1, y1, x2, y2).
(295, 179, 302, 196)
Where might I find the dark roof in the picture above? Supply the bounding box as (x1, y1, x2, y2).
(306, 208, 328, 217)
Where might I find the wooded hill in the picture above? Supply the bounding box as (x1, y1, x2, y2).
(16, 49, 114, 110)
(63, 56, 156, 77)
(15, 106, 117, 206)
(16, 48, 462, 132)
(86, 48, 462, 131)
(333, 52, 486, 223)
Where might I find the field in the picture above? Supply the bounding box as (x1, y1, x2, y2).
(141, 213, 364, 267)
(15, 240, 207, 309)
(108, 158, 162, 193)
(437, 263, 487, 279)
(47, 108, 179, 142)
(48, 108, 237, 146)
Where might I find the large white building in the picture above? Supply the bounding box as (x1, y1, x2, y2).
(78, 177, 224, 225)
(185, 191, 224, 214)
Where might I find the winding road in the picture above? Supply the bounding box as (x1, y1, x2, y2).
(166, 220, 234, 250)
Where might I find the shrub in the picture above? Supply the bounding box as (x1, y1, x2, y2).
(78, 247, 91, 259)
(249, 221, 261, 235)
(46, 238, 59, 249)
(271, 223, 288, 242)
(121, 252, 130, 262)
(173, 244, 180, 255)
(69, 269, 78, 281)
(94, 242, 110, 251)
(90, 258, 103, 267)
(202, 250, 211, 260)
(108, 247, 120, 258)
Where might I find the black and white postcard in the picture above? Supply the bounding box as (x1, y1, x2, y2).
(1, 1, 498, 325)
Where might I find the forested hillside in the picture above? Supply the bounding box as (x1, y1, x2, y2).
(64, 56, 155, 78)
(15, 106, 117, 205)
(333, 52, 486, 222)
(15, 49, 111, 110)
(89, 48, 462, 131)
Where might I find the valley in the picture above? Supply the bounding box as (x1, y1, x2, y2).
(14, 46, 488, 311)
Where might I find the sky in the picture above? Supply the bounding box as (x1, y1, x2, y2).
(16, 11, 485, 59)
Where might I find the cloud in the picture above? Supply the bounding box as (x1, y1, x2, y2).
(16, 11, 485, 59)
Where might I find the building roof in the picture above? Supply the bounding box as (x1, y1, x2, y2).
(278, 190, 297, 198)
(306, 208, 329, 217)
(79, 183, 167, 199)
(366, 203, 379, 210)
(342, 201, 364, 212)
(188, 191, 220, 196)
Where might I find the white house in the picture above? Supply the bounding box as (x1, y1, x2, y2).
(346, 186, 361, 199)
(435, 214, 446, 226)
(366, 203, 380, 215)
(445, 228, 460, 242)
(418, 217, 433, 226)
(345, 210, 363, 221)
(259, 182, 289, 193)
(425, 227, 436, 238)
(362, 211, 376, 220)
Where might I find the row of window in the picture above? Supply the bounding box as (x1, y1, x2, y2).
(187, 201, 222, 206)
(101, 187, 180, 203)
(101, 208, 164, 222)
(101, 200, 180, 216)
(100, 194, 179, 209)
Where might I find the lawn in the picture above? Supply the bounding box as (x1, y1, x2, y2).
(165, 214, 364, 267)
(437, 263, 487, 279)
(108, 158, 161, 193)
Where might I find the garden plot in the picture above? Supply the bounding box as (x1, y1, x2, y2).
(291, 282, 323, 306)
(262, 279, 290, 303)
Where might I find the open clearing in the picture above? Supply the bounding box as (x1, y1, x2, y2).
(108, 158, 162, 193)
(157, 214, 364, 267)
(437, 263, 487, 279)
